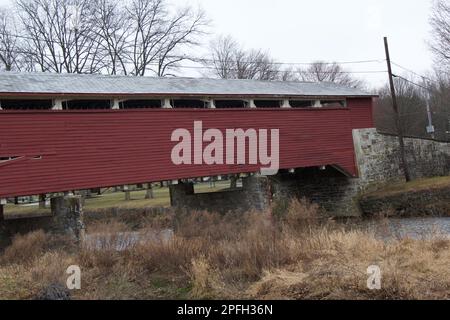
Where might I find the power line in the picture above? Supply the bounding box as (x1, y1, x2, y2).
(154, 63, 387, 74)
(0, 47, 388, 75)
(391, 61, 435, 83)
(0, 30, 387, 67)
(190, 56, 385, 66)
(392, 74, 431, 91)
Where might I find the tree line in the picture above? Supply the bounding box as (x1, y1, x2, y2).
(0, 0, 208, 75)
(375, 0, 449, 141)
(0, 0, 368, 86)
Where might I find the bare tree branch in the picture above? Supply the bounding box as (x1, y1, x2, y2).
(0, 9, 22, 71)
(205, 35, 289, 81)
(126, 0, 208, 76)
(297, 61, 364, 88)
(430, 0, 450, 69)
(16, 0, 104, 73)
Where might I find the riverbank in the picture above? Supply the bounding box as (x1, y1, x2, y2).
(360, 176, 450, 217)
(0, 199, 449, 300)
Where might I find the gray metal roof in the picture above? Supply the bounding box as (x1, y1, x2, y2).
(0, 71, 375, 98)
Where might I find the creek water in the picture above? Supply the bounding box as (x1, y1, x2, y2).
(83, 217, 450, 251)
(350, 217, 450, 240)
(83, 229, 174, 251)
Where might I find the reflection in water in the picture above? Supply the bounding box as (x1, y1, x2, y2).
(83, 218, 450, 251)
(352, 217, 450, 240)
(83, 229, 174, 251)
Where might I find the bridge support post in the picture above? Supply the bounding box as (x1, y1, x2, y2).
(39, 194, 46, 209)
(145, 183, 154, 199)
(169, 182, 194, 207)
(50, 195, 85, 241)
(124, 185, 131, 201)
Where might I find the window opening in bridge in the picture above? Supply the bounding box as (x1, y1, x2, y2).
(0, 99, 53, 110)
(121, 99, 162, 109)
(64, 100, 111, 110)
(214, 100, 247, 109)
(290, 100, 314, 108)
(172, 99, 207, 109)
(320, 100, 346, 108)
(0, 156, 19, 162)
(253, 100, 281, 108)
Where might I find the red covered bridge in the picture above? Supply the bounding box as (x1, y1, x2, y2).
(0, 72, 375, 199)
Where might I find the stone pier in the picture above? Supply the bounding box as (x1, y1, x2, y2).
(49, 196, 85, 240)
(271, 168, 363, 216)
(169, 176, 271, 213)
(0, 195, 84, 247)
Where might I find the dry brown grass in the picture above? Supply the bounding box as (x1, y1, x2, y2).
(0, 199, 449, 300)
(0, 230, 48, 265)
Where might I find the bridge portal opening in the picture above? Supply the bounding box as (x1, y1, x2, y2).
(294, 165, 351, 179)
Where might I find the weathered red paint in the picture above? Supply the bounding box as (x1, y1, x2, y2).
(0, 98, 373, 198)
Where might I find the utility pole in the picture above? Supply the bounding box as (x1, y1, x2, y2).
(422, 77, 435, 139)
(384, 37, 411, 182)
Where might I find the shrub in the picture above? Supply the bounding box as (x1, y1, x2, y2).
(1, 230, 48, 265)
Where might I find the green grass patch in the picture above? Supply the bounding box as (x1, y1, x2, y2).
(366, 176, 450, 197)
(3, 181, 232, 217)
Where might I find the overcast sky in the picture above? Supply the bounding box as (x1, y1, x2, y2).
(183, 0, 435, 88)
(0, 0, 436, 89)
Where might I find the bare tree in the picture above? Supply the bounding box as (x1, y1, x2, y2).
(91, 0, 130, 75)
(208, 35, 238, 79)
(428, 70, 450, 141)
(374, 75, 428, 137)
(16, 0, 105, 73)
(205, 35, 287, 81)
(153, 7, 207, 77)
(0, 9, 22, 71)
(126, 0, 207, 76)
(297, 61, 364, 88)
(430, 0, 450, 69)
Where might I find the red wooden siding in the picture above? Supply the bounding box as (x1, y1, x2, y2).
(347, 98, 374, 129)
(0, 97, 374, 198)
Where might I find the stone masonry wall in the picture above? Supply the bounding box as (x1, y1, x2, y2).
(272, 129, 450, 217)
(353, 128, 450, 184)
(169, 176, 271, 214)
(271, 170, 364, 217)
